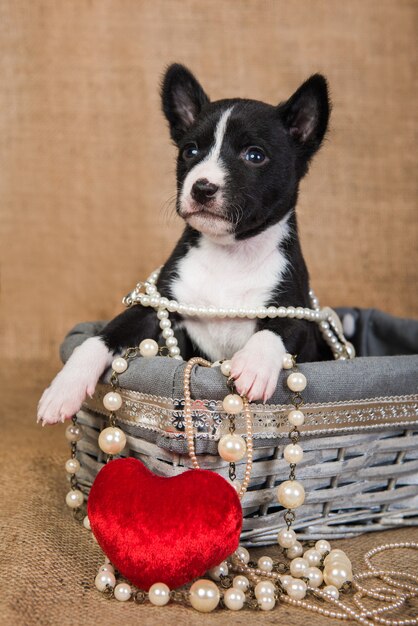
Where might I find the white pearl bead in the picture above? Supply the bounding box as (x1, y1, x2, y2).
(288, 409, 305, 426)
(306, 567, 323, 588)
(323, 549, 350, 566)
(287, 372, 307, 392)
(286, 541, 304, 559)
(235, 546, 250, 564)
(218, 434, 246, 462)
(290, 557, 309, 578)
(148, 582, 170, 606)
(256, 306, 268, 318)
(315, 539, 331, 555)
(159, 297, 169, 308)
(165, 337, 178, 348)
(167, 300, 178, 312)
(140, 295, 150, 306)
(267, 306, 277, 318)
(112, 357, 128, 374)
(280, 574, 293, 589)
(296, 307, 305, 319)
(220, 360, 232, 376)
(157, 309, 169, 319)
(286, 579, 307, 600)
(83, 515, 91, 530)
(323, 563, 352, 589)
(282, 353, 294, 369)
(232, 575, 249, 592)
(139, 338, 159, 357)
(65, 458, 80, 474)
(223, 587, 245, 610)
(146, 284, 157, 294)
(162, 328, 174, 339)
(258, 595, 276, 611)
(287, 306, 296, 318)
(208, 561, 228, 581)
(65, 489, 84, 508)
(255, 580, 275, 599)
(149, 296, 160, 307)
(98, 564, 114, 574)
(304, 548, 322, 567)
(65, 424, 83, 442)
(189, 579, 220, 612)
(277, 480, 305, 509)
(222, 394, 243, 414)
(114, 582, 132, 602)
(95, 571, 116, 592)
(283, 443, 304, 464)
(323, 585, 340, 600)
(277, 528, 297, 548)
(169, 346, 180, 356)
(258, 556, 274, 572)
(278, 306, 286, 317)
(98, 427, 126, 455)
(103, 391, 122, 412)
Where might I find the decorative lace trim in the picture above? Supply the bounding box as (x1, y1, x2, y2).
(82, 385, 418, 441)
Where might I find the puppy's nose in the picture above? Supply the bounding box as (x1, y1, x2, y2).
(191, 178, 219, 204)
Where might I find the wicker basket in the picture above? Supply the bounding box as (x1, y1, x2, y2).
(74, 384, 418, 547)
(61, 317, 418, 547)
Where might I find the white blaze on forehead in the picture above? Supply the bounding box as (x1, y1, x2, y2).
(180, 106, 234, 204)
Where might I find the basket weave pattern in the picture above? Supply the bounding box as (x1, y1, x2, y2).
(74, 385, 418, 546)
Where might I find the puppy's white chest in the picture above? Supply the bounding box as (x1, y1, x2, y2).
(172, 223, 289, 360)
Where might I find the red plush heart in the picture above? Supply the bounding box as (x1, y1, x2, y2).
(87, 457, 242, 590)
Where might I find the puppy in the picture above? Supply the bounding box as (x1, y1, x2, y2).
(38, 63, 332, 425)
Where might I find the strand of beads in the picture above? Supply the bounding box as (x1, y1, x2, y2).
(98, 339, 162, 458)
(276, 354, 308, 597)
(64, 415, 85, 516)
(183, 356, 253, 499)
(122, 268, 355, 360)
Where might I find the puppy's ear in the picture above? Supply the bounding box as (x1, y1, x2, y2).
(161, 64, 210, 144)
(279, 74, 330, 166)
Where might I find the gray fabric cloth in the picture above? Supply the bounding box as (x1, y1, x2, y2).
(60, 310, 418, 404)
(337, 308, 418, 357)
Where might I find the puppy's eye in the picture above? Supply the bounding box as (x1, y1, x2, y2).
(243, 146, 267, 165)
(182, 143, 199, 160)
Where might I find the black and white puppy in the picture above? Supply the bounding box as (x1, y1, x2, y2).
(38, 64, 331, 425)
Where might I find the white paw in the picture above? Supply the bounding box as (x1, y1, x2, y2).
(37, 337, 113, 426)
(230, 330, 286, 402)
(37, 371, 91, 425)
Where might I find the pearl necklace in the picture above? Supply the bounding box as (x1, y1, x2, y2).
(64, 351, 418, 620)
(122, 268, 356, 361)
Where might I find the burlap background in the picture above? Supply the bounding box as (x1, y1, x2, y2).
(1, 1, 417, 624)
(1, 0, 417, 366)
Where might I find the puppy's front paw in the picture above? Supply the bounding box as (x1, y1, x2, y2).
(37, 336, 113, 426)
(230, 330, 286, 403)
(37, 370, 91, 425)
